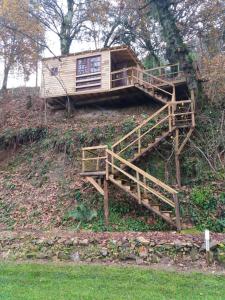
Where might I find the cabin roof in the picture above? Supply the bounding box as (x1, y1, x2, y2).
(42, 45, 143, 67)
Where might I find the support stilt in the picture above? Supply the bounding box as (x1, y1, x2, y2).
(103, 179, 109, 226)
(175, 129, 181, 187)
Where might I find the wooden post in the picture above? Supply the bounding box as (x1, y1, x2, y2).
(136, 172, 141, 204)
(191, 89, 196, 111)
(82, 150, 85, 173)
(173, 194, 181, 231)
(106, 150, 109, 180)
(168, 104, 172, 132)
(143, 176, 147, 198)
(44, 98, 47, 125)
(103, 179, 109, 226)
(138, 129, 141, 154)
(175, 129, 181, 187)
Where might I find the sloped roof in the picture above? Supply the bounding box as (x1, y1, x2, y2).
(42, 45, 142, 66)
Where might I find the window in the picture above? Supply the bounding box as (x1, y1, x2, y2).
(50, 67, 58, 76)
(76, 55, 101, 76)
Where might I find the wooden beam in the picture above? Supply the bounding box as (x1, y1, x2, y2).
(173, 194, 181, 231)
(103, 179, 109, 226)
(86, 177, 104, 196)
(175, 129, 181, 187)
(177, 128, 194, 155)
(80, 171, 106, 177)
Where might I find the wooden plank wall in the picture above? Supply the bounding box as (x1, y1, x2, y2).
(40, 50, 111, 98)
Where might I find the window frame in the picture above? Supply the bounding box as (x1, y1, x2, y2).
(50, 67, 59, 76)
(76, 55, 101, 76)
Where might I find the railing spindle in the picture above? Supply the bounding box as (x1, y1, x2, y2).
(136, 172, 141, 204)
(138, 129, 141, 154)
(82, 149, 85, 173)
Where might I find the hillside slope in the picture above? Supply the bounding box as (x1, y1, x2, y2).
(0, 89, 224, 232)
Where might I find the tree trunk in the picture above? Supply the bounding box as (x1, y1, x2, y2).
(60, 0, 74, 55)
(1, 63, 10, 91)
(151, 0, 202, 100)
(60, 36, 72, 55)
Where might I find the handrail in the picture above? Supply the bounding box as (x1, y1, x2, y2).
(110, 66, 176, 101)
(107, 149, 177, 195)
(133, 67, 175, 88)
(132, 75, 173, 96)
(146, 63, 180, 72)
(111, 67, 133, 75)
(112, 103, 169, 148)
(82, 145, 108, 173)
(117, 115, 170, 156)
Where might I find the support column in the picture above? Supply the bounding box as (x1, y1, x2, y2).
(103, 178, 109, 226)
(175, 129, 181, 187)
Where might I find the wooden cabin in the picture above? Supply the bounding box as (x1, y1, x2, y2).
(41, 45, 186, 107)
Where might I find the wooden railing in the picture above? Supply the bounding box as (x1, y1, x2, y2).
(112, 103, 170, 158)
(81, 101, 194, 173)
(112, 100, 194, 159)
(106, 149, 181, 229)
(81, 145, 108, 174)
(111, 67, 176, 102)
(146, 63, 185, 81)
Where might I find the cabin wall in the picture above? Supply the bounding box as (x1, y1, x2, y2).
(40, 50, 111, 98)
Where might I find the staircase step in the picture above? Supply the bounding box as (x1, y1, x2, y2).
(162, 211, 172, 218)
(123, 185, 131, 191)
(152, 205, 160, 211)
(115, 180, 122, 185)
(141, 148, 147, 153)
(142, 199, 150, 205)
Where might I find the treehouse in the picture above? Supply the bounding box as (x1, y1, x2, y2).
(41, 45, 196, 231)
(40, 45, 187, 108)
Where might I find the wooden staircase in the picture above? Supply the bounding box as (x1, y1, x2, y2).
(80, 71, 195, 230)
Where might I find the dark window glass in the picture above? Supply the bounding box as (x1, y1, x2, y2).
(50, 67, 58, 76)
(76, 55, 101, 76)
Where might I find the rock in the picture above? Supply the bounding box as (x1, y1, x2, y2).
(79, 239, 89, 246)
(138, 246, 148, 258)
(150, 254, 160, 263)
(57, 251, 70, 260)
(72, 238, 79, 245)
(26, 252, 37, 259)
(46, 240, 55, 246)
(70, 252, 80, 262)
(100, 248, 108, 257)
(190, 248, 199, 261)
(36, 239, 45, 245)
(136, 236, 150, 246)
(125, 253, 136, 260)
(64, 239, 74, 246)
(36, 251, 53, 259)
(136, 258, 144, 265)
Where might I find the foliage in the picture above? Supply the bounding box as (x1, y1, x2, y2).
(188, 187, 225, 232)
(0, 0, 44, 89)
(67, 203, 97, 223)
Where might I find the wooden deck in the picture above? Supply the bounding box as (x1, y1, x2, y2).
(46, 65, 187, 108)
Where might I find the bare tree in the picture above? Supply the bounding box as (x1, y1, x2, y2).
(30, 0, 89, 55)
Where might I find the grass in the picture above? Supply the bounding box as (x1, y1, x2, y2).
(0, 263, 224, 300)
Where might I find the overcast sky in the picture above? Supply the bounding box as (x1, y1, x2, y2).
(0, 28, 95, 89)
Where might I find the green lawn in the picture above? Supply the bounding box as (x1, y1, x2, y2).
(0, 262, 224, 300)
